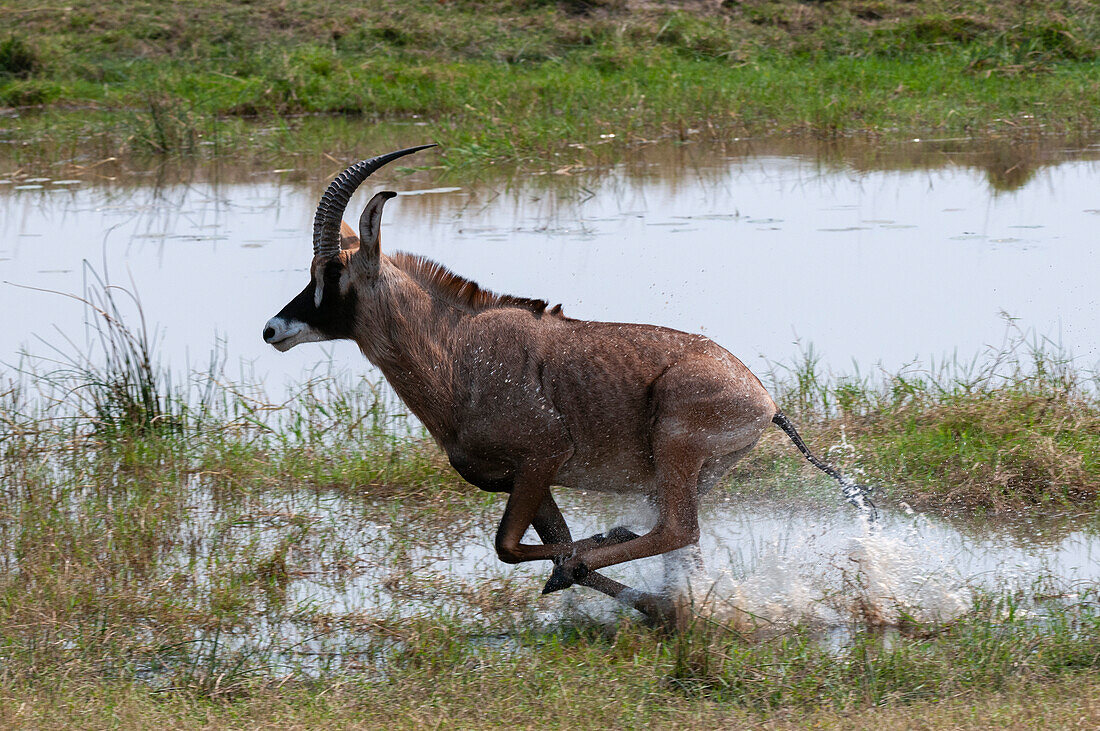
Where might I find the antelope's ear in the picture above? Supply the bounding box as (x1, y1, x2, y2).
(339, 220, 360, 251)
(351, 191, 397, 277)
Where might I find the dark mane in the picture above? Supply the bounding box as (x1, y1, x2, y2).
(391, 252, 567, 318)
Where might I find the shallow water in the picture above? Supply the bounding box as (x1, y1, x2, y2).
(328, 493, 1100, 620)
(2, 138, 1099, 392)
(172, 484, 1100, 671)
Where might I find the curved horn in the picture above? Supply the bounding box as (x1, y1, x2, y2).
(312, 144, 436, 259)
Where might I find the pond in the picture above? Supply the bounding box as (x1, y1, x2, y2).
(2, 137, 1099, 393)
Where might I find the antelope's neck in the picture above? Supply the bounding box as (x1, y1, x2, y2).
(352, 271, 459, 441)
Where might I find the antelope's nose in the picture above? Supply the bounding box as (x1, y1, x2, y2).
(263, 316, 284, 343)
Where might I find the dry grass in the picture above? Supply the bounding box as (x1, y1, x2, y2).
(2, 662, 1099, 729)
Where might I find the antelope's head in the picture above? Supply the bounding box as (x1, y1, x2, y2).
(263, 144, 434, 351)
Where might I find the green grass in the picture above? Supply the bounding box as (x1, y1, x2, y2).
(1, 0, 1098, 169)
(744, 329, 1100, 512)
(4, 678, 1100, 730)
(3, 594, 1100, 727)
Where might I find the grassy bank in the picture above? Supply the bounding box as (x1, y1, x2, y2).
(4, 630, 1100, 729)
(1, 0, 1098, 168)
(748, 332, 1100, 512)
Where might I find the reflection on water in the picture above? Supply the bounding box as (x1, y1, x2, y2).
(2, 137, 1098, 393)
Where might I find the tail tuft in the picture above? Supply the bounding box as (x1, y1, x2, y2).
(772, 411, 877, 520)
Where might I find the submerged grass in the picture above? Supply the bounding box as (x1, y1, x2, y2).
(1, 0, 1099, 169)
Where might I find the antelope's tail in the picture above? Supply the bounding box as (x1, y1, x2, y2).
(771, 411, 877, 519)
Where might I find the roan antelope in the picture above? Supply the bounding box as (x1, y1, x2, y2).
(264, 145, 873, 624)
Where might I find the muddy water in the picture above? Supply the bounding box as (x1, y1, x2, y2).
(2, 138, 1099, 391)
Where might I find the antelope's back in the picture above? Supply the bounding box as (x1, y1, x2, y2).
(547, 317, 769, 420)
(537, 318, 774, 490)
(448, 310, 773, 490)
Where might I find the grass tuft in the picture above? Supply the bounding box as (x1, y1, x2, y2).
(0, 35, 39, 78)
(751, 323, 1100, 511)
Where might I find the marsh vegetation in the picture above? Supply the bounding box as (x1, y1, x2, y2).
(1, 0, 1099, 169)
(1, 279, 1099, 726)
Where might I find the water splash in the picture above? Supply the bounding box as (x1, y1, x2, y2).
(662, 507, 974, 633)
(842, 528, 972, 625)
(830, 427, 879, 524)
(840, 477, 878, 524)
(771, 413, 879, 525)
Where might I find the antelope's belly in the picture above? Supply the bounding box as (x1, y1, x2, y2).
(555, 453, 657, 495)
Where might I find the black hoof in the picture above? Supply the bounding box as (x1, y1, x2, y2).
(541, 561, 590, 594)
(605, 526, 641, 544)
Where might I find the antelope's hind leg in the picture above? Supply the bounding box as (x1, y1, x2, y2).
(542, 440, 703, 596)
(542, 358, 774, 602)
(532, 494, 681, 627)
(493, 463, 641, 564)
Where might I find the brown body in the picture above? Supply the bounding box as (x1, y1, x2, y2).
(265, 147, 861, 622)
(370, 277, 779, 504)
(366, 255, 778, 584)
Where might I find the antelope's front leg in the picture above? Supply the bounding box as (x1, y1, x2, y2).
(493, 462, 570, 564)
(530, 495, 637, 572)
(494, 470, 641, 564)
(532, 494, 679, 626)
